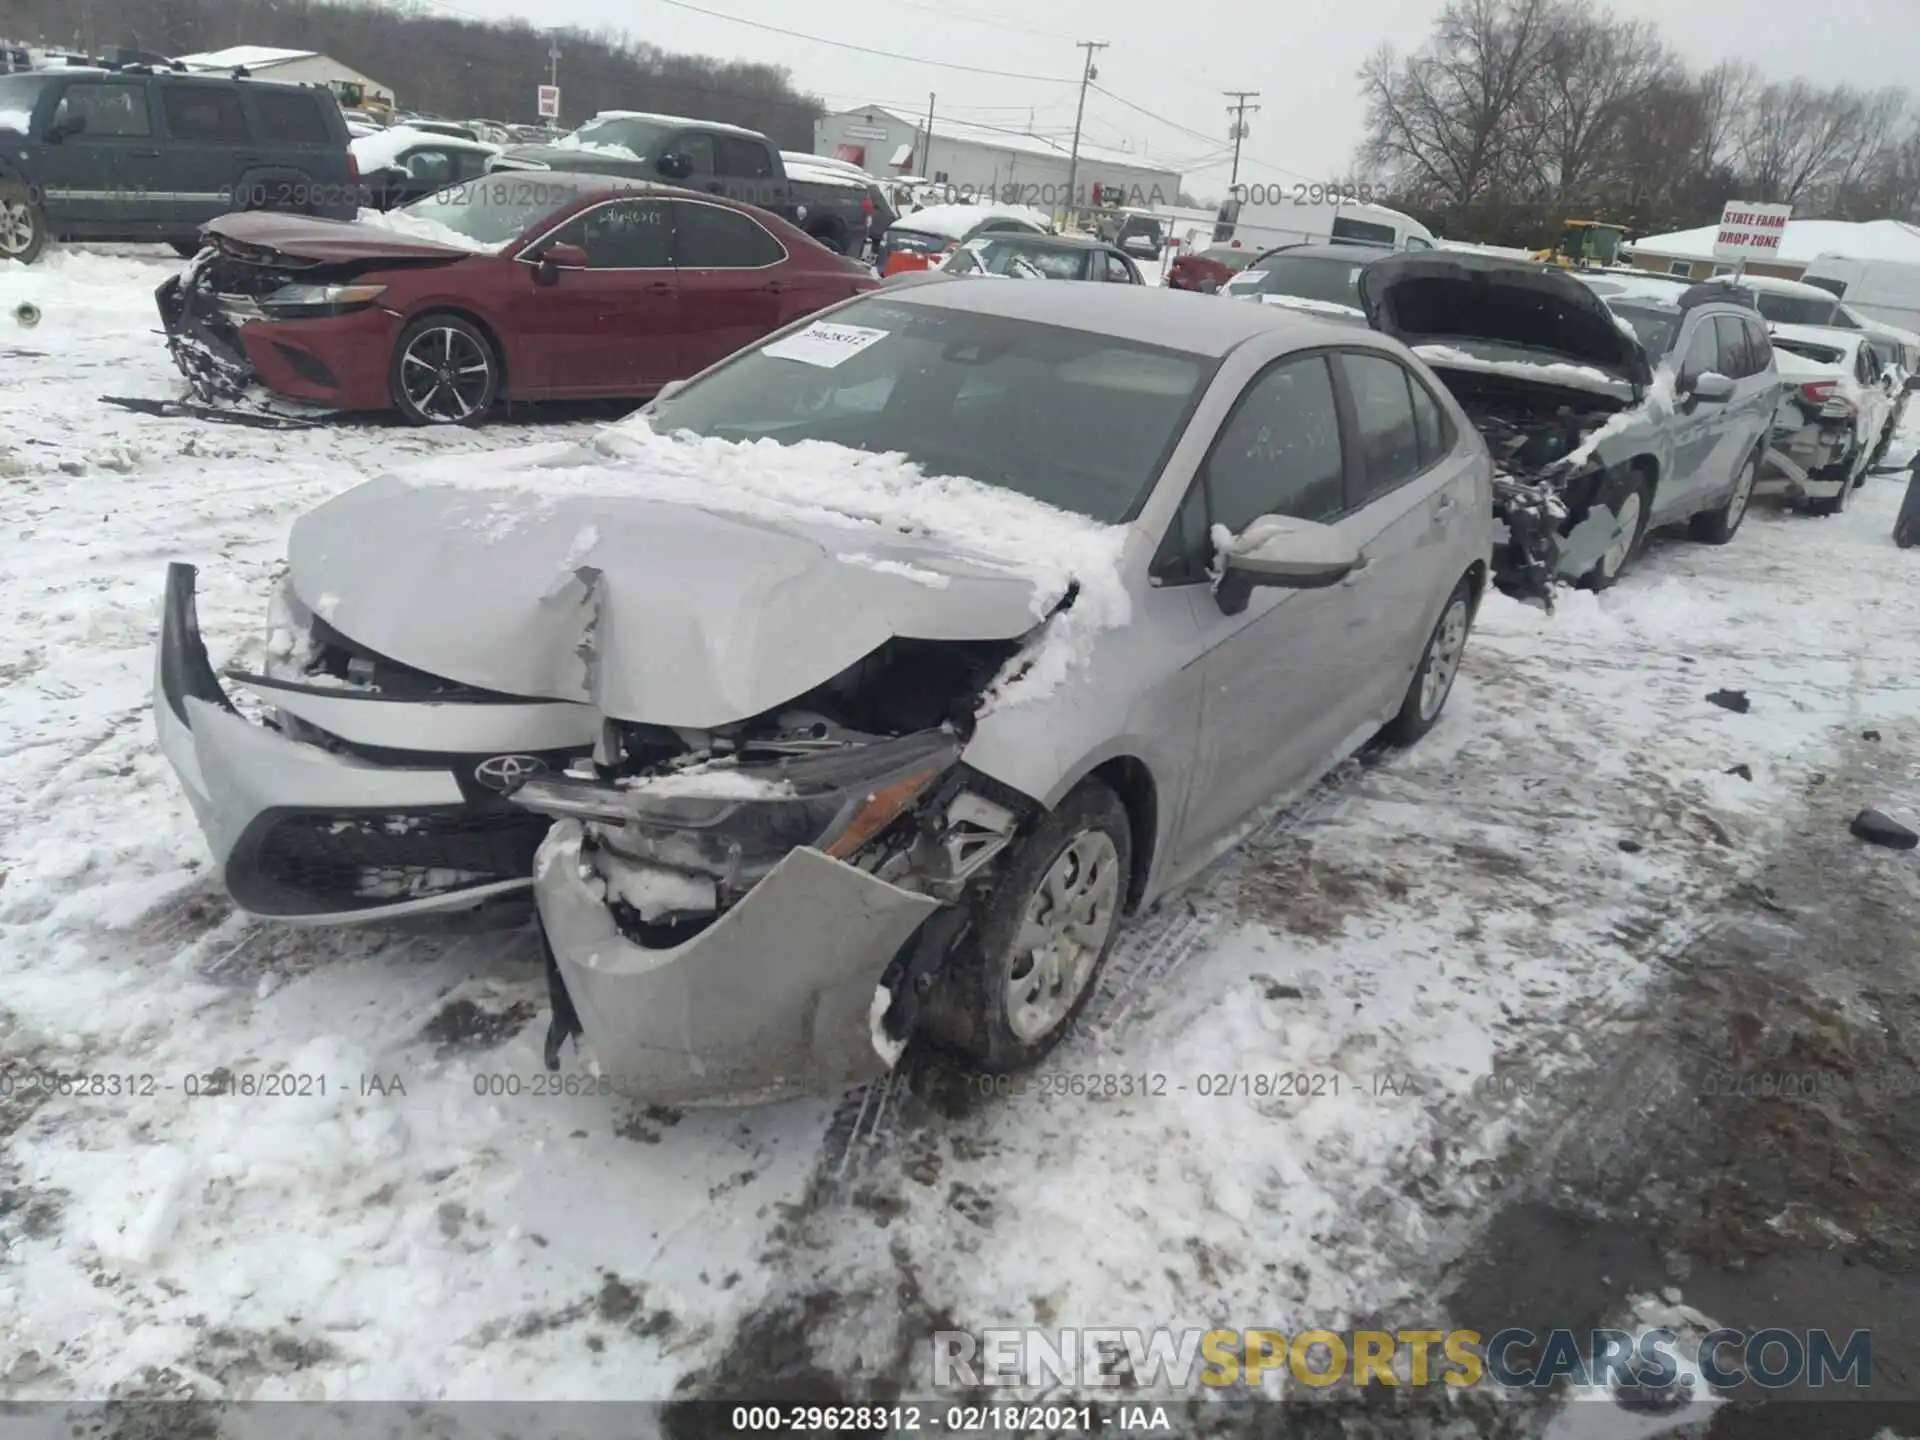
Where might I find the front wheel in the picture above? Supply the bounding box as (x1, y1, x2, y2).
(1690, 449, 1759, 544)
(923, 779, 1132, 1073)
(1, 181, 47, 265)
(389, 314, 501, 425)
(1577, 465, 1650, 590)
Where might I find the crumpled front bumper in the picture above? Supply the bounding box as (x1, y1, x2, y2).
(153, 563, 585, 922)
(534, 819, 944, 1107)
(156, 263, 256, 403)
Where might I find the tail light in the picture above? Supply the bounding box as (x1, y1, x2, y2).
(347, 151, 360, 185)
(861, 195, 874, 216)
(1800, 380, 1835, 403)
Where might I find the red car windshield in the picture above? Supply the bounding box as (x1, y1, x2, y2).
(399, 177, 594, 247)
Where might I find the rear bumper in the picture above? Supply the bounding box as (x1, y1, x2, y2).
(153, 563, 593, 922)
(534, 819, 943, 1106)
(155, 262, 398, 411)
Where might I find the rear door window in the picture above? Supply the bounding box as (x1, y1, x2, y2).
(671, 131, 716, 176)
(1337, 351, 1423, 501)
(58, 81, 150, 136)
(1103, 252, 1134, 283)
(161, 86, 250, 142)
(1741, 317, 1773, 372)
(715, 135, 773, 177)
(672, 200, 783, 268)
(251, 88, 331, 144)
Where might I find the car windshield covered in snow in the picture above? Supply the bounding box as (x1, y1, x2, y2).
(1234, 255, 1366, 306)
(645, 296, 1217, 524)
(398, 176, 591, 246)
(1605, 302, 1680, 358)
(558, 116, 677, 158)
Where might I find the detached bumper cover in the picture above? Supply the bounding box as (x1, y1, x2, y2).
(535, 820, 942, 1106)
(156, 265, 256, 402)
(154, 563, 586, 921)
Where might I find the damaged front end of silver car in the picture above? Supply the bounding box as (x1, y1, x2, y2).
(499, 641, 1038, 1106)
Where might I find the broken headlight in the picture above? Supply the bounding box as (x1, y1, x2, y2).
(507, 727, 964, 884)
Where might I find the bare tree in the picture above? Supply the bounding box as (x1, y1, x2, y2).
(1356, 0, 1560, 219)
(1733, 80, 1874, 204)
(1520, 6, 1673, 210)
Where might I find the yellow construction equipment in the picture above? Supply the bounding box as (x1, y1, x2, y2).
(1533, 219, 1627, 269)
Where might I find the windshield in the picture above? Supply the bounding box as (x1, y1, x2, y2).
(646, 296, 1218, 524)
(1754, 292, 1840, 326)
(559, 117, 677, 158)
(1605, 302, 1679, 356)
(399, 177, 590, 245)
(0, 74, 51, 132)
(1237, 255, 1367, 306)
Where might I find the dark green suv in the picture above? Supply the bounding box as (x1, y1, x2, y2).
(0, 64, 356, 264)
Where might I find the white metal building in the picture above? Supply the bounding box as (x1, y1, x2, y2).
(813, 105, 1180, 212)
(173, 46, 394, 105)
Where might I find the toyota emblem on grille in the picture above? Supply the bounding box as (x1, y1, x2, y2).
(475, 754, 547, 793)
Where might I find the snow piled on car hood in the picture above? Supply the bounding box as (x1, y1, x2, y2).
(1414, 342, 1636, 400)
(353, 207, 504, 253)
(1257, 293, 1366, 319)
(286, 424, 1130, 727)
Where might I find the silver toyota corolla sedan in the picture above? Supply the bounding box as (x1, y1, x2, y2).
(153, 276, 1492, 1104)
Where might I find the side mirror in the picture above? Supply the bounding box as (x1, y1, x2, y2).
(530, 241, 587, 284)
(1213, 515, 1361, 615)
(656, 152, 694, 181)
(651, 378, 688, 406)
(1690, 371, 1735, 403)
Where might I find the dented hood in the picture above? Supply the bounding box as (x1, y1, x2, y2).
(1358, 251, 1654, 390)
(285, 472, 1054, 729)
(203, 210, 482, 264)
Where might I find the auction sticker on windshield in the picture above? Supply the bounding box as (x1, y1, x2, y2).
(762, 322, 890, 368)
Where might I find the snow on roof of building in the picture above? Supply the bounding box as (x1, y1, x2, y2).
(1627, 217, 1920, 266)
(853, 107, 1178, 179)
(174, 45, 317, 69)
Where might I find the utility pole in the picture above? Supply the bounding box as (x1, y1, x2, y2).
(1224, 90, 1259, 191)
(922, 92, 935, 181)
(547, 39, 561, 130)
(1064, 40, 1107, 225)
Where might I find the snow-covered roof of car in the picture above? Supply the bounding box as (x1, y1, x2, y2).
(1733, 273, 1844, 300)
(352, 125, 499, 172)
(590, 109, 766, 141)
(883, 273, 1370, 357)
(783, 160, 870, 192)
(887, 202, 1053, 240)
(174, 45, 317, 69)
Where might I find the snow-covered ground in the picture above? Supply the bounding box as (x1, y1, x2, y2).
(3, 248, 1920, 1413)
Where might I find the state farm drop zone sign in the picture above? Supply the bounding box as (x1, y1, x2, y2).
(1712, 202, 1792, 262)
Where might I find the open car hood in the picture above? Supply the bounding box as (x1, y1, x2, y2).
(203, 210, 479, 264)
(284, 466, 1056, 729)
(1358, 251, 1654, 390)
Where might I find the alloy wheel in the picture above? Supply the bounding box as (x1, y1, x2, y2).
(1419, 597, 1470, 722)
(0, 199, 35, 258)
(1004, 830, 1122, 1043)
(399, 326, 492, 422)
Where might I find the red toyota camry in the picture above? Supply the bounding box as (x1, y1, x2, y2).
(156, 173, 879, 424)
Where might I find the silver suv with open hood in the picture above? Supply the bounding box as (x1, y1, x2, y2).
(155, 277, 1492, 1104)
(1358, 253, 1777, 598)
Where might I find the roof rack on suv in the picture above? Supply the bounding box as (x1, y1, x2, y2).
(1677, 279, 1755, 311)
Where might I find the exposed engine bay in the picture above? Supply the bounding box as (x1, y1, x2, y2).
(1427, 367, 1631, 606)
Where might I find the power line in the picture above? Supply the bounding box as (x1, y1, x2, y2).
(644, 0, 1077, 83)
(1086, 82, 1219, 148)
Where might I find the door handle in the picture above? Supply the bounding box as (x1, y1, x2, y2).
(1340, 556, 1374, 587)
(1433, 494, 1456, 513)
(128, 147, 161, 159)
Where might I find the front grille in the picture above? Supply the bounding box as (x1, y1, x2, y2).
(232, 806, 550, 915)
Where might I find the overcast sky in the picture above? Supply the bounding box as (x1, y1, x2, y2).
(445, 0, 1920, 199)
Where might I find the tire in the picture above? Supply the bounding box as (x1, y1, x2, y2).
(1, 180, 47, 265)
(1576, 464, 1651, 590)
(169, 239, 202, 259)
(388, 314, 501, 426)
(1690, 447, 1760, 545)
(810, 218, 850, 255)
(923, 779, 1132, 1073)
(1383, 576, 1475, 747)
